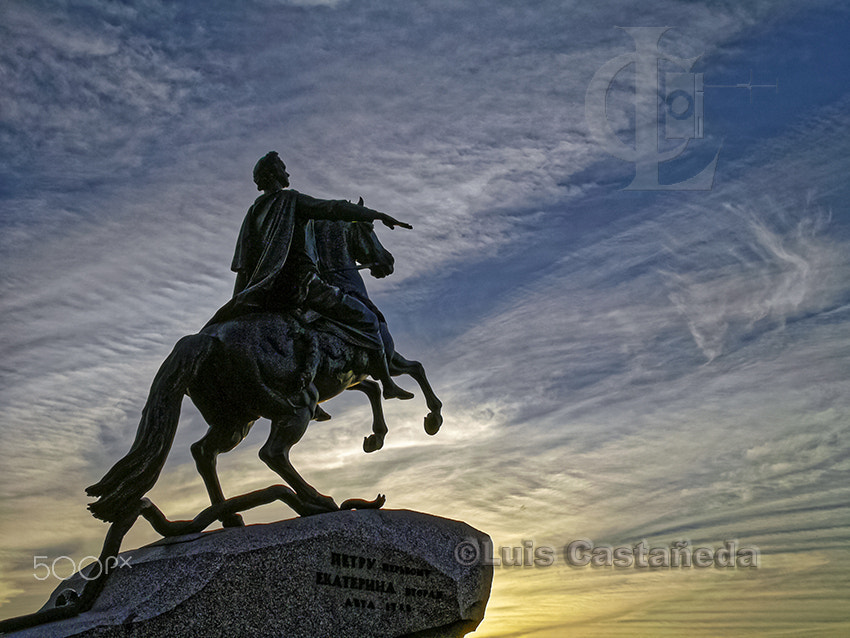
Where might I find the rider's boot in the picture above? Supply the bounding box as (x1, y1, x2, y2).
(375, 351, 413, 400)
(313, 405, 332, 421)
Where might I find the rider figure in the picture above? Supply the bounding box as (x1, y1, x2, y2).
(209, 151, 413, 401)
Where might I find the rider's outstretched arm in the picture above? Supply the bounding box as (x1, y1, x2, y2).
(295, 192, 412, 229)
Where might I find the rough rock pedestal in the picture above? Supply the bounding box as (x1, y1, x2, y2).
(12, 509, 492, 638)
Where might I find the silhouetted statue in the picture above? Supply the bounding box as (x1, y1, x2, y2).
(86, 152, 442, 526)
(0, 152, 445, 634)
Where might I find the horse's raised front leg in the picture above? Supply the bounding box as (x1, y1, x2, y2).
(390, 353, 443, 435)
(350, 379, 389, 453)
(259, 407, 338, 513)
(190, 421, 253, 528)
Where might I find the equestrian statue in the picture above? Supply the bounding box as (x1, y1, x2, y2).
(0, 155, 444, 632)
(87, 150, 442, 524)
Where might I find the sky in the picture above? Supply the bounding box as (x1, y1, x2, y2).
(1, 0, 849, 635)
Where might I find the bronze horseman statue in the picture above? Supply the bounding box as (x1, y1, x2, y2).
(88, 150, 442, 523)
(0, 151, 444, 632)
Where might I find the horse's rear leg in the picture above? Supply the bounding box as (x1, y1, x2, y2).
(390, 353, 443, 435)
(350, 380, 388, 453)
(259, 407, 338, 513)
(190, 422, 252, 527)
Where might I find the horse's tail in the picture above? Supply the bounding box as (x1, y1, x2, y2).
(86, 333, 216, 523)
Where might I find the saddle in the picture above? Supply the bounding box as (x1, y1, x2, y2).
(297, 308, 379, 351)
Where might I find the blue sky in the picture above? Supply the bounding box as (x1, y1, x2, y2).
(2, 1, 849, 635)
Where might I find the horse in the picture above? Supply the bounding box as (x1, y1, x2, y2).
(86, 218, 442, 527)
(314, 215, 443, 451)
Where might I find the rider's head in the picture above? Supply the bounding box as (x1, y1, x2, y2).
(253, 151, 290, 192)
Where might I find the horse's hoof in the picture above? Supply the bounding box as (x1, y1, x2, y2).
(222, 513, 245, 528)
(424, 412, 442, 435)
(363, 434, 384, 453)
(314, 406, 332, 421)
(301, 493, 339, 515)
(301, 502, 335, 516)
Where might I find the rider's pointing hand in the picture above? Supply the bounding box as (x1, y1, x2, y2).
(378, 213, 413, 230)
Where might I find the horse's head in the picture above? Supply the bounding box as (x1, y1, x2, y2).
(352, 221, 394, 279)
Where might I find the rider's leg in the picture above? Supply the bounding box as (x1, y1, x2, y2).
(372, 347, 414, 400)
(303, 274, 413, 400)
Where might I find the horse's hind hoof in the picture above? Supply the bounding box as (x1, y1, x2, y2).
(301, 493, 339, 516)
(424, 412, 442, 436)
(363, 434, 385, 453)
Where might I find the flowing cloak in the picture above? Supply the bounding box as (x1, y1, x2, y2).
(204, 190, 383, 353)
(205, 189, 301, 327)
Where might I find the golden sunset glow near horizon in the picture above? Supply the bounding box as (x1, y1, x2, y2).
(2, 1, 850, 636)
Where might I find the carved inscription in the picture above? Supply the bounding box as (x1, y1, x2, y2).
(315, 571, 397, 594)
(315, 550, 448, 614)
